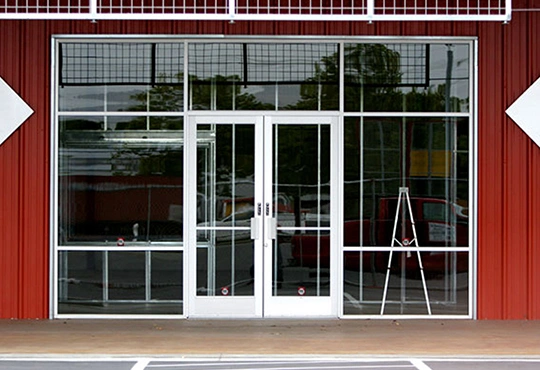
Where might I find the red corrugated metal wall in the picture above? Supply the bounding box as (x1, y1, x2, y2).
(0, 0, 539, 319)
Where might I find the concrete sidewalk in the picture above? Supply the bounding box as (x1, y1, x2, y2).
(1, 319, 539, 357)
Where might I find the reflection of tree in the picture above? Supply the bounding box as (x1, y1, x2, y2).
(190, 75, 274, 111)
(289, 43, 464, 112)
(110, 146, 182, 177)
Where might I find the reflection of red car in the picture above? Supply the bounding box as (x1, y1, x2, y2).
(291, 197, 469, 274)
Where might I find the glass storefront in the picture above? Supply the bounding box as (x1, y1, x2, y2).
(53, 38, 473, 318)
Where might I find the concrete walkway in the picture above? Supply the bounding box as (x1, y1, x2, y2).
(1, 319, 539, 357)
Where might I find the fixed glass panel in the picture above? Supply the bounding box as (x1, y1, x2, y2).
(271, 123, 331, 296)
(59, 43, 184, 112)
(188, 43, 339, 111)
(196, 232, 255, 296)
(58, 124, 184, 245)
(344, 43, 469, 112)
(343, 251, 468, 315)
(58, 251, 183, 314)
(196, 123, 255, 296)
(343, 117, 469, 248)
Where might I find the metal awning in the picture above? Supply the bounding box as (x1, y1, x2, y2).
(0, 0, 512, 22)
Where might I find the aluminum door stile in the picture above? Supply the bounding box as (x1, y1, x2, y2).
(253, 115, 264, 317)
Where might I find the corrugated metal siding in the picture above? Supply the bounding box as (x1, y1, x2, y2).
(477, 21, 505, 319)
(1, 1, 540, 318)
(529, 8, 540, 320)
(476, 0, 540, 319)
(0, 21, 49, 319)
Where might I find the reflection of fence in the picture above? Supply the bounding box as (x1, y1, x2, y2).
(0, 0, 511, 21)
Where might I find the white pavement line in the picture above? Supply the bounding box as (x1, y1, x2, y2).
(410, 359, 433, 370)
(132, 358, 151, 370)
(148, 365, 414, 369)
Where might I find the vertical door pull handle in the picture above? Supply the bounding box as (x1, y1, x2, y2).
(250, 218, 260, 240)
(266, 202, 270, 216)
(257, 203, 262, 216)
(267, 218, 277, 240)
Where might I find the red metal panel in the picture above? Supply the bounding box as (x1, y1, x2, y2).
(452, 21, 478, 37)
(122, 20, 149, 33)
(2, 13, 540, 319)
(325, 22, 350, 36)
(173, 20, 199, 34)
(247, 20, 274, 35)
(427, 21, 453, 36)
(19, 21, 50, 318)
(276, 21, 301, 35)
(0, 20, 22, 319)
(502, 8, 530, 319)
(374, 21, 402, 36)
(350, 21, 375, 36)
(0, 21, 49, 318)
(402, 21, 427, 36)
(300, 21, 326, 35)
(198, 21, 225, 34)
(225, 20, 250, 35)
(476, 21, 505, 319)
(527, 9, 540, 320)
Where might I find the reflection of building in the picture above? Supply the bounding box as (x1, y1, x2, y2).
(1, 1, 539, 321)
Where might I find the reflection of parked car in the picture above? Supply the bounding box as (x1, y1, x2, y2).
(291, 197, 469, 274)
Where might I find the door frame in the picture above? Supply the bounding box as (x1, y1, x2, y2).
(185, 112, 340, 318)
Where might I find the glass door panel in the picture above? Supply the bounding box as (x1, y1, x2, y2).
(263, 116, 335, 317)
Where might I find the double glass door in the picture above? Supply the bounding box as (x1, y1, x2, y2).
(189, 115, 336, 317)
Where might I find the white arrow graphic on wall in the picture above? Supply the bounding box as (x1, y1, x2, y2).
(0, 77, 34, 146)
(506, 77, 540, 148)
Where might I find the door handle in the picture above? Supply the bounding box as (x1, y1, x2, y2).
(267, 217, 277, 240)
(250, 217, 260, 240)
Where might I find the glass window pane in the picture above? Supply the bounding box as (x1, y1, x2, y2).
(196, 232, 255, 296)
(188, 43, 339, 111)
(197, 123, 255, 224)
(196, 122, 256, 297)
(60, 116, 104, 131)
(59, 43, 184, 113)
(345, 43, 469, 113)
(59, 86, 105, 112)
(58, 126, 184, 245)
(58, 251, 183, 314)
(274, 124, 331, 221)
(343, 251, 468, 315)
(285, 232, 330, 297)
(343, 117, 468, 248)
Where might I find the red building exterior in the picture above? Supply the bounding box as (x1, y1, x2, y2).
(0, 0, 539, 320)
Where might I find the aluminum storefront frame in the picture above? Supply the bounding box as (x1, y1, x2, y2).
(50, 36, 477, 319)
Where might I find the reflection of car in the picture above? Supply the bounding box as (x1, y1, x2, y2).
(292, 197, 469, 274)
